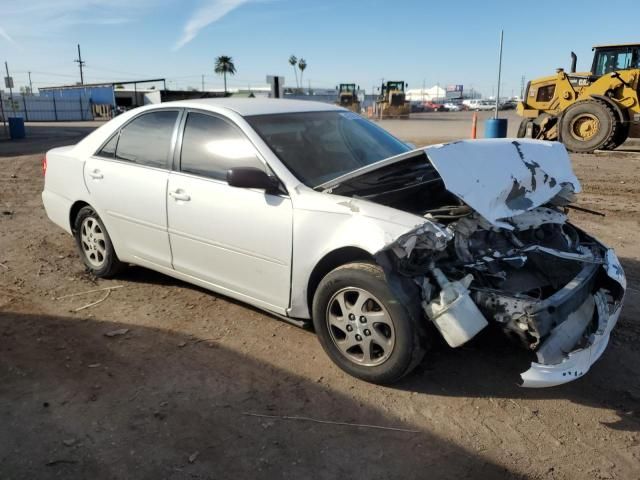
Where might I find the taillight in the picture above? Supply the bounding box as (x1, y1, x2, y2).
(42, 155, 47, 176)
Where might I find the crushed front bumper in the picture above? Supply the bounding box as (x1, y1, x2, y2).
(520, 249, 626, 388)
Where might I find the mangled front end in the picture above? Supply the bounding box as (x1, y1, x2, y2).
(375, 140, 626, 387)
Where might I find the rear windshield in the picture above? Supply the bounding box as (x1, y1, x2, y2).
(245, 111, 411, 187)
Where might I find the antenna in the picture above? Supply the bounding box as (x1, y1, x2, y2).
(74, 44, 85, 85)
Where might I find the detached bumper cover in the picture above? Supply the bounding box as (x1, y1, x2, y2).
(520, 249, 626, 388)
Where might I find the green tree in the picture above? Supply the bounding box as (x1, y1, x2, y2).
(214, 55, 236, 96)
(298, 58, 307, 93)
(288, 55, 298, 89)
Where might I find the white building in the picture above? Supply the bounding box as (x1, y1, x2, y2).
(405, 86, 447, 102)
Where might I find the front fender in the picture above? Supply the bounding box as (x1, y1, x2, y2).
(288, 195, 426, 318)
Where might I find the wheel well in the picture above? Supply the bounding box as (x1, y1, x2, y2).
(69, 201, 90, 233)
(306, 247, 374, 310)
(589, 94, 628, 123)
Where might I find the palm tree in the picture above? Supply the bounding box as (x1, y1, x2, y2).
(214, 55, 236, 96)
(288, 55, 299, 89)
(298, 58, 307, 93)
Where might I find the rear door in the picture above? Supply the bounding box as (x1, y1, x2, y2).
(84, 109, 181, 268)
(166, 110, 293, 313)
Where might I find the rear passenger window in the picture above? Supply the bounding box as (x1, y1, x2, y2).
(97, 133, 118, 158)
(114, 111, 179, 168)
(180, 112, 263, 180)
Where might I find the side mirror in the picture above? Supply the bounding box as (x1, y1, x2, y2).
(227, 167, 280, 193)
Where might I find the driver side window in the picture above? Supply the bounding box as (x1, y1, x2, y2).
(180, 112, 264, 181)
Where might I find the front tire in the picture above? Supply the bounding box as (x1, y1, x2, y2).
(73, 206, 125, 278)
(312, 262, 425, 384)
(560, 100, 617, 153)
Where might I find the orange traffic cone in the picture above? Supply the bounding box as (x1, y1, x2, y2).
(471, 112, 478, 139)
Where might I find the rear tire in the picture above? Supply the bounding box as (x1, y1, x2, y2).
(517, 119, 530, 138)
(560, 100, 617, 153)
(312, 262, 426, 384)
(73, 206, 125, 278)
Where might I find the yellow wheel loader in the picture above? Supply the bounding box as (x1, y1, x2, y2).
(517, 43, 640, 153)
(376, 81, 410, 119)
(335, 84, 361, 113)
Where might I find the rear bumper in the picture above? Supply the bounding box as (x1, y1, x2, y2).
(42, 190, 73, 234)
(520, 249, 626, 388)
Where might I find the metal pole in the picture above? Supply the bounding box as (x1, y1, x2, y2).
(5, 61, 15, 114)
(52, 94, 58, 121)
(201, 74, 205, 92)
(0, 90, 7, 137)
(28, 71, 33, 94)
(494, 29, 504, 119)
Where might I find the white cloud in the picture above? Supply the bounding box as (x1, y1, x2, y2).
(0, 0, 152, 43)
(0, 26, 15, 44)
(174, 0, 251, 50)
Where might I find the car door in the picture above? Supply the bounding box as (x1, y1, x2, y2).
(167, 110, 293, 313)
(85, 109, 181, 268)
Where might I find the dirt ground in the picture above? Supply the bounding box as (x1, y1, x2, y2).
(1, 119, 639, 479)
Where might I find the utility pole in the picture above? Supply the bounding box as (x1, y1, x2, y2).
(74, 44, 85, 85)
(28, 71, 33, 95)
(520, 75, 525, 99)
(201, 74, 205, 92)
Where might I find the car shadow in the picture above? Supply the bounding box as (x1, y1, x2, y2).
(115, 254, 640, 436)
(0, 310, 517, 479)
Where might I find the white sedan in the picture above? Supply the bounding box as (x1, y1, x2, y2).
(42, 99, 626, 386)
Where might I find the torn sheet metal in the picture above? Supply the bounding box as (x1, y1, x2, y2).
(383, 221, 453, 258)
(425, 139, 581, 226)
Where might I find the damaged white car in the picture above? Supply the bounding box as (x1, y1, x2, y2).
(42, 99, 626, 387)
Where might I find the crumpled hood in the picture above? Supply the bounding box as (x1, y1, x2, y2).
(425, 139, 581, 226)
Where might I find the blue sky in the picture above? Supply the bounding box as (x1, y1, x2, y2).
(1, 0, 638, 96)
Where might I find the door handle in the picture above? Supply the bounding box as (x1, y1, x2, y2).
(169, 189, 191, 201)
(88, 169, 103, 179)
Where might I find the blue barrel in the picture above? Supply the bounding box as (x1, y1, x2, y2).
(484, 118, 508, 138)
(8, 117, 25, 139)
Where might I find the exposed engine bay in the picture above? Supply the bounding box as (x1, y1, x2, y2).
(323, 139, 626, 387)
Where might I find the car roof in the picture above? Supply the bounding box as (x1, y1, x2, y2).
(154, 98, 344, 116)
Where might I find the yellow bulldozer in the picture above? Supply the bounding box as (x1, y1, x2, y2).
(376, 81, 410, 119)
(517, 43, 640, 153)
(336, 83, 361, 112)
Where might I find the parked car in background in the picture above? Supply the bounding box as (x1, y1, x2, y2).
(499, 100, 518, 110)
(422, 101, 448, 112)
(42, 98, 626, 387)
(443, 102, 462, 112)
(463, 99, 496, 111)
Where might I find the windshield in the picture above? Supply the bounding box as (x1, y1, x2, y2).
(245, 111, 411, 187)
(593, 46, 640, 76)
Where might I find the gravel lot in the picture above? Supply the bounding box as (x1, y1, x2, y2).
(1, 116, 639, 479)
